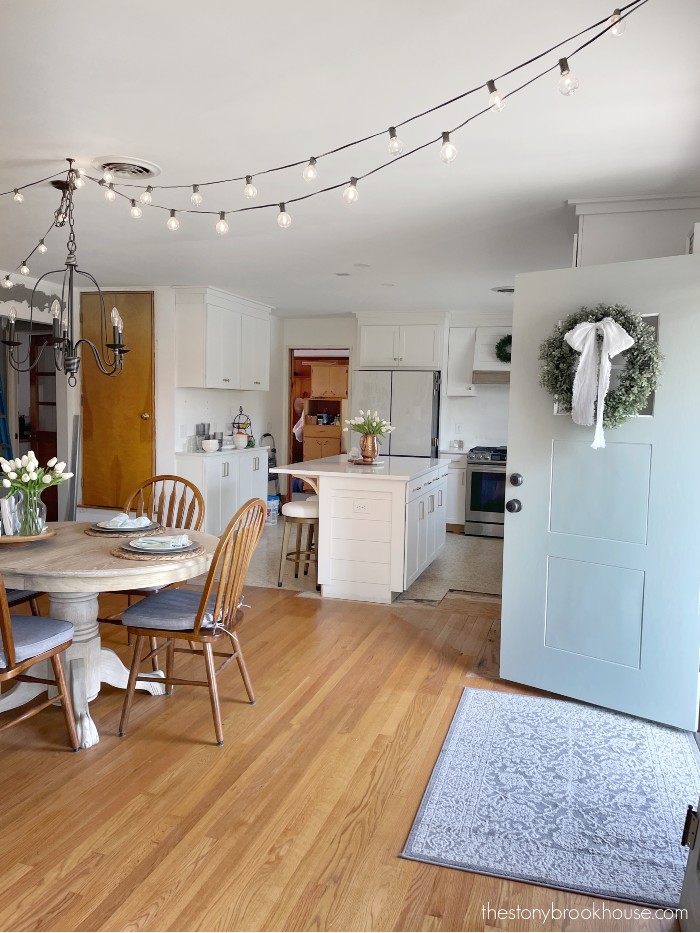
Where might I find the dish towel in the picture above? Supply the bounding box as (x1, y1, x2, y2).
(131, 535, 191, 550)
(101, 513, 152, 529)
(564, 317, 634, 449)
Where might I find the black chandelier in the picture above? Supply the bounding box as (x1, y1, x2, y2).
(2, 158, 128, 387)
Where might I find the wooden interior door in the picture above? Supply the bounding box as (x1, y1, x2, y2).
(29, 336, 58, 520)
(80, 291, 155, 509)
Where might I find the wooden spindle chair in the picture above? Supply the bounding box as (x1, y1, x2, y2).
(119, 498, 266, 746)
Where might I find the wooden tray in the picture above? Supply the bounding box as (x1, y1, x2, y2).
(0, 528, 56, 546)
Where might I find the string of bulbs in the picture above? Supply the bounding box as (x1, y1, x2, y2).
(0, 1, 646, 281)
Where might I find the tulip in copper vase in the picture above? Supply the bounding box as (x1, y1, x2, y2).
(0, 452, 74, 536)
(343, 410, 395, 463)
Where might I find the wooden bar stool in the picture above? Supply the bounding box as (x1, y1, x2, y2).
(277, 498, 319, 587)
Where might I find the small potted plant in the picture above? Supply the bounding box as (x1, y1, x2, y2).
(343, 410, 395, 463)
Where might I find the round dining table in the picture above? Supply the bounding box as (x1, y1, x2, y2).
(0, 521, 219, 748)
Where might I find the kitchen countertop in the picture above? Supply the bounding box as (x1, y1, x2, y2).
(272, 454, 442, 482)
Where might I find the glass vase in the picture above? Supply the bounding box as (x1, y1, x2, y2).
(16, 488, 47, 537)
(359, 434, 379, 463)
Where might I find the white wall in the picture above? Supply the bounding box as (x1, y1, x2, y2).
(441, 310, 512, 450)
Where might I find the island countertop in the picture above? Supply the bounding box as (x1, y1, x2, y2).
(271, 454, 442, 482)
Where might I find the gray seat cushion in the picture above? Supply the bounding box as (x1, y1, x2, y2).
(123, 588, 220, 632)
(0, 616, 73, 667)
(6, 589, 42, 606)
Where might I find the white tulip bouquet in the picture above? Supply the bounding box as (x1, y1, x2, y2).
(0, 452, 73, 536)
(343, 410, 395, 438)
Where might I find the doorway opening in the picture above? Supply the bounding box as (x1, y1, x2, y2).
(287, 348, 349, 500)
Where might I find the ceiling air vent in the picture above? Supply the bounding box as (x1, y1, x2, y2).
(490, 285, 515, 294)
(91, 156, 162, 180)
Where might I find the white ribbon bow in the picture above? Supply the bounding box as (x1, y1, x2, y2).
(564, 317, 634, 449)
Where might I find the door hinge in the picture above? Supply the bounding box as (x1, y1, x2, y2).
(682, 805, 698, 848)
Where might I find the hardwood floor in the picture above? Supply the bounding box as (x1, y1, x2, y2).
(0, 589, 678, 932)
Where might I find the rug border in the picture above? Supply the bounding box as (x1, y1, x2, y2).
(400, 686, 698, 911)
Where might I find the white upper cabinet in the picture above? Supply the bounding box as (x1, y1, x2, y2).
(359, 323, 442, 368)
(175, 287, 271, 390)
(446, 327, 477, 396)
(240, 315, 270, 391)
(473, 325, 512, 371)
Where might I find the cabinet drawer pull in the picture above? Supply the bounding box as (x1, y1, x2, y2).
(412, 485, 422, 493)
(254, 380, 260, 385)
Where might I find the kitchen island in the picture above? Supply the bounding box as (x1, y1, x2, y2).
(272, 455, 449, 603)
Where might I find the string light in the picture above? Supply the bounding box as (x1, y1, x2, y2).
(608, 8, 626, 36)
(1, 277, 12, 289)
(439, 132, 458, 164)
(191, 184, 203, 207)
(140, 185, 153, 204)
(166, 209, 180, 231)
(130, 199, 142, 219)
(38, 239, 48, 254)
(244, 176, 257, 199)
(277, 203, 291, 228)
(558, 57, 580, 95)
(486, 80, 505, 112)
(302, 158, 318, 182)
(102, 169, 114, 183)
(388, 127, 404, 157)
(215, 211, 229, 235)
(13, 189, 24, 203)
(104, 183, 116, 202)
(19, 262, 29, 276)
(342, 178, 359, 204)
(73, 169, 85, 189)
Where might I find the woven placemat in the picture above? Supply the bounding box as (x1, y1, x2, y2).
(110, 544, 204, 562)
(85, 526, 165, 539)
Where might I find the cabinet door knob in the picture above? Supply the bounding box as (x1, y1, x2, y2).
(506, 498, 522, 513)
(510, 473, 523, 487)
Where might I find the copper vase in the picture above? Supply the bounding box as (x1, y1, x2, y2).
(359, 434, 378, 463)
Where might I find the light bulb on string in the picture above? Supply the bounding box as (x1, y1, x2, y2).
(302, 158, 318, 182)
(343, 178, 359, 205)
(486, 80, 505, 112)
(73, 172, 85, 189)
(19, 262, 29, 276)
(38, 239, 48, 255)
(166, 210, 180, 231)
(130, 199, 142, 219)
(191, 184, 203, 207)
(388, 127, 404, 157)
(244, 175, 257, 199)
(277, 203, 292, 228)
(439, 132, 458, 164)
(608, 8, 625, 36)
(102, 169, 114, 183)
(140, 186, 153, 205)
(104, 183, 116, 202)
(13, 189, 24, 203)
(558, 57, 579, 96)
(215, 212, 229, 235)
(2, 276, 12, 289)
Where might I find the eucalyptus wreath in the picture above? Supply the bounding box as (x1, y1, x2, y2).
(539, 303, 663, 429)
(495, 333, 512, 364)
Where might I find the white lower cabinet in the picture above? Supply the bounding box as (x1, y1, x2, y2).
(446, 465, 467, 524)
(404, 466, 448, 589)
(174, 449, 268, 536)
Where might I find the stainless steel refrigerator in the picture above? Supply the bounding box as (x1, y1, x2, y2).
(351, 370, 440, 457)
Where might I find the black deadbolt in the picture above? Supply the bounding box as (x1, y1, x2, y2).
(506, 499, 522, 513)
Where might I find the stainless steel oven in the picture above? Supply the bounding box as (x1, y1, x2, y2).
(464, 459, 506, 538)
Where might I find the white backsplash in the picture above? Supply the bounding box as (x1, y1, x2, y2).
(175, 388, 273, 450)
(441, 384, 510, 449)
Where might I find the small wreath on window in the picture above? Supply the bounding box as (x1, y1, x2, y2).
(495, 333, 512, 364)
(538, 304, 663, 429)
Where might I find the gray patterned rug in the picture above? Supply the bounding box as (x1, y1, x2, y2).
(402, 688, 700, 908)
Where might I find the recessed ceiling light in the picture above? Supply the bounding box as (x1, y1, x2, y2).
(491, 285, 515, 294)
(353, 263, 370, 268)
(335, 272, 351, 277)
(380, 282, 396, 287)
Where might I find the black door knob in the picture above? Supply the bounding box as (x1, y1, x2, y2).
(506, 499, 522, 513)
(509, 473, 523, 487)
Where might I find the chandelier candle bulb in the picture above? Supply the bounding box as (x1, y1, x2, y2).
(140, 185, 153, 204)
(51, 300, 61, 341)
(244, 176, 257, 199)
(191, 184, 203, 207)
(302, 158, 318, 182)
(7, 307, 16, 343)
(439, 132, 458, 163)
(487, 79, 505, 112)
(13, 189, 23, 203)
(388, 126, 404, 156)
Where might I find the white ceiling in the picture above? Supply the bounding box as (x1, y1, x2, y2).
(1, 0, 698, 317)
